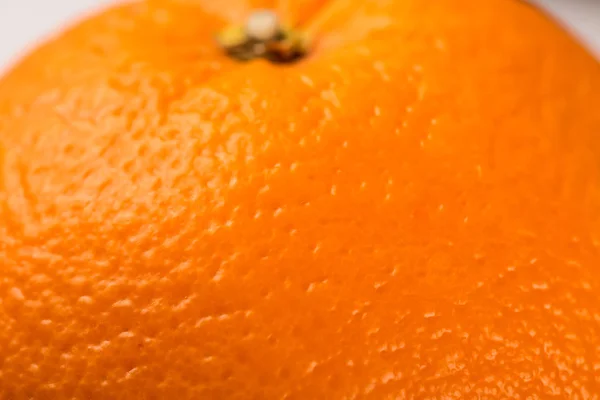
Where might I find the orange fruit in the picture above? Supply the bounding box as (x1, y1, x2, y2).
(1, 0, 600, 398)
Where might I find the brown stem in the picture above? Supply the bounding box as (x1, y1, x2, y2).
(216, 10, 309, 64)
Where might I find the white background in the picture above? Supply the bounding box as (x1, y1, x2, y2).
(0, 0, 598, 73)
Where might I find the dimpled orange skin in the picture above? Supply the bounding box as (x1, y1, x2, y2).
(1, 0, 600, 398)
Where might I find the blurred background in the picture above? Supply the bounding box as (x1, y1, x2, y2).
(0, 0, 598, 73)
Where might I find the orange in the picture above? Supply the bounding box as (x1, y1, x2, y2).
(1, 0, 600, 398)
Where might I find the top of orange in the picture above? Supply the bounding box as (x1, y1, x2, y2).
(1, 0, 600, 398)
